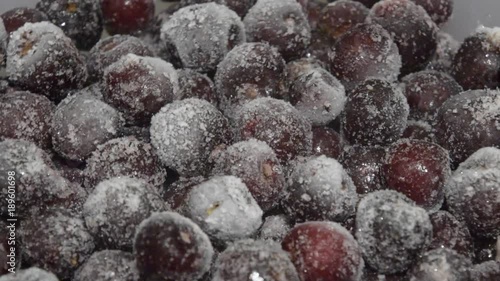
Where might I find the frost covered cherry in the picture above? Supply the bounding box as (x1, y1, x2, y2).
(133, 212, 214, 281)
(51, 91, 124, 162)
(329, 23, 401, 92)
(213, 239, 300, 281)
(150, 98, 231, 177)
(445, 147, 500, 238)
(6, 22, 87, 101)
(161, 3, 245, 72)
(285, 57, 324, 89)
(340, 145, 386, 194)
(382, 139, 451, 211)
(233, 97, 312, 163)
(101, 0, 155, 35)
(73, 250, 139, 281)
(211, 139, 286, 212)
(366, 0, 438, 75)
(311, 127, 345, 159)
(0, 7, 47, 34)
(0, 91, 55, 149)
(428, 211, 474, 259)
(83, 177, 167, 250)
(411, 0, 453, 26)
(244, 0, 311, 61)
(435, 89, 500, 165)
(184, 176, 263, 245)
(355, 190, 432, 274)
(282, 221, 364, 281)
(288, 67, 346, 126)
(102, 54, 178, 125)
(283, 155, 358, 223)
(318, 0, 369, 41)
(83, 136, 167, 189)
(21, 209, 95, 279)
(215, 42, 286, 115)
(407, 248, 472, 281)
(342, 79, 409, 146)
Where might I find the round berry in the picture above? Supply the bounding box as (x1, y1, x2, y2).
(0, 91, 55, 149)
(283, 155, 358, 223)
(161, 3, 245, 72)
(211, 139, 286, 212)
(73, 250, 139, 281)
(37, 0, 103, 50)
(289, 67, 346, 126)
(101, 0, 155, 35)
(102, 54, 178, 125)
(150, 98, 231, 177)
(87, 35, 155, 82)
(285, 57, 324, 89)
(435, 89, 500, 165)
(355, 190, 432, 274)
(340, 145, 386, 194)
(329, 23, 401, 91)
(0, 7, 47, 34)
(407, 248, 472, 281)
(133, 211, 214, 281)
(83, 177, 167, 250)
(215, 42, 286, 115)
(244, 0, 311, 61)
(311, 127, 345, 159)
(51, 91, 124, 162)
(282, 221, 364, 281)
(259, 214, 292, 242)
(428, 211, 474, 259)
(342, 79, 409, 146)
(318, 0, 369, 41)
(184, 176, 263, 245)
(21, 209, 95, 279)
(411, 0, 453, 26)
(233, 97, 312, 163)
(6, 22, 87, 101)
(382, 139, 450, 211)
(0, 268, 59, 281)
(83, 136, 167, 189)
(366, 0, 438, 74)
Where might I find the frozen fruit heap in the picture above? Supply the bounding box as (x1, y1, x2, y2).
(0, 0, 499, 281)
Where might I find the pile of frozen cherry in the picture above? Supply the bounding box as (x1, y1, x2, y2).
(0, 0, 498, 280)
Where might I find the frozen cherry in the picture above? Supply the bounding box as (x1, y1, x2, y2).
(213, 239, 300, 281)
(340, 144, 386, 194)
(407, 248, 472, 281)
(101, 0, 155, 35)
(382, 139, 451, 211)
(355, 190, 432, 274)
(470, 261, 500, 281)
(285, 57, 324, 89)
(233, 97, 312, 164)
(428, 211, 474, 259)
(73, 250, 139, 281)
(37, 0, 103, 50)
(401, 70, 462, 122)
(411, 0, 453, 26)
(283, 155, 358, 223)
(311, 127, 344, 159)
(214, 42, 286, 115)
(0, 7, 47, 34)
(102, 54, 178, 125)
(451, 27, 500, 90)
(366, 0, 438, 74)
(83, 177, 167, 250)
(342, 79, 409, 146)
(150, 98, 231, 177)
(318, 0, 369, 41)
(243, 0, 311, 61)
(6, 22, 87, 101)
(435, 89, 500, 165)
(426, 31, 460, 73)
(445, 147, 500, 238)
(83, 136, 167, 190)
(282, 221, 364, 281)
(176, 69, 218, 106)
(289, 67, 347, 126)
(259, 214, 292, 242)
(133, 211, 214, 281)
(211, 139, 286, 212)
(0, 91, 55, 149)
(0, 268, 59, 281)
(87, 35, 155, 82)
(51, 91, 124, 162)
(329, 23, 401, 91)
(183, 176, 263, 245)
(21, 209, 95, 279)
(161, 3, 245, 72)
